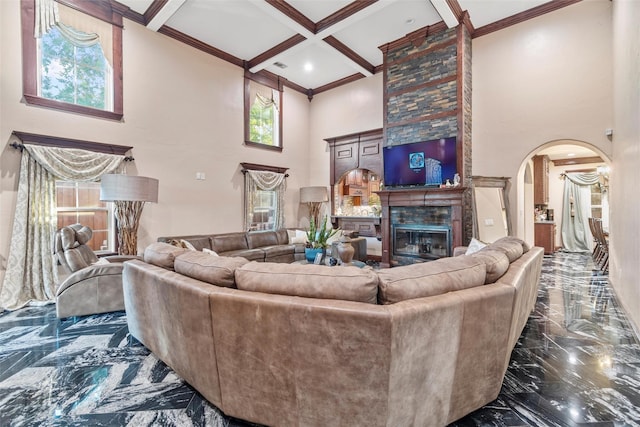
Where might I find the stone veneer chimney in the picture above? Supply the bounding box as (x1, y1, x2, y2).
(380, 20, 473, 244)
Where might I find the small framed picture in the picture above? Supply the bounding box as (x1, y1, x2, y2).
(313, 252, 323, 265)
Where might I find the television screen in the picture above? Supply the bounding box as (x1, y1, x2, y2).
(383, 137, 457, 188)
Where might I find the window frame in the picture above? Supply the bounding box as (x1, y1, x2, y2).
(55, 180, 116, 254)
(244, 71, 283, 152)
(21, 0, 124, 121)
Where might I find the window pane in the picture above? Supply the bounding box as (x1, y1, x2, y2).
(39, 27, 109, 111)
(55, 181, 113, 252)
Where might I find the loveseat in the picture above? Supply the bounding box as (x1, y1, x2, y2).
(157, 229, 306, 263)
(123, 236, 543, 426)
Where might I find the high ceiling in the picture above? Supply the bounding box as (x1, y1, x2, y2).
(117, 0, 578, 94)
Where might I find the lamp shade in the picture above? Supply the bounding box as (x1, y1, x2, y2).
(300, 186, 328, 203)
(100, 174, 159, 202)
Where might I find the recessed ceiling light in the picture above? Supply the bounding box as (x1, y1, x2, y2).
(405, 18, 415, 25)
(304, 62, 313, 72)
(567, 153, 576, 157)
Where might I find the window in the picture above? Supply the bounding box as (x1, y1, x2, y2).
(21, 0, 124, 120)
(244, 74, 283, 151)
(39, 27, 112, 110)
(250, 190, 277, 231)
(56, 181, 114, 253)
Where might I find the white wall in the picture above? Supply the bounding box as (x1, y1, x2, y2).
(0, 1, 310, 283)
(472, 0, 613, 237)
(610, 0, 640, 334)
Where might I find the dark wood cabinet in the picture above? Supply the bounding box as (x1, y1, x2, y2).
(534, 222, 555, 254)
(326, 129, 383, 184)
(533, 155, 550, 205)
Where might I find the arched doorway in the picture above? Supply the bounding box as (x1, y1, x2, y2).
(516, 139, 611, 250)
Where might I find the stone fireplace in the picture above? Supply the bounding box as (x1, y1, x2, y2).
(376, 18, 473, 267)
(377, 187, 465, 268)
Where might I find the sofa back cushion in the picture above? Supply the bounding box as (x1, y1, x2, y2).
(487, 237, 524, 263)
(174, 251, 249, 288)
(235, 262, 379, 304)
(377, 256, 487, 305)
(246, 231, 279, 249)
(470, 249, 510, 283)
(275, 229, 289, 245)
(211, 232, 249, 253)
(157, 235, 212, 251)
(496, 236, 530, 253)
(144, 242, 187, 271)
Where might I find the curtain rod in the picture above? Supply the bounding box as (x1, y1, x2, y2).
(241, 168, 289, 178)
(10, 142, 135, 161)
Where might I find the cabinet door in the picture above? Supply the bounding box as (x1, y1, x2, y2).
(533, 155, 549, 205)
(333, 142, 358, 182)
(359, 136, 382, 177)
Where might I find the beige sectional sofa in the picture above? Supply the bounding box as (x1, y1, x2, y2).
(157, 229, 306, 263)
(123, 236, 543, 427)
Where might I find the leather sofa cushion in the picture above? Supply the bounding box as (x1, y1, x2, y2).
(219, 249, 265, 261)
(275, 229, 289, 245)
(144, 242, 187, 271)
(488, 238, 524, 262)
(157, 235, 212, 251)
(496, 236, 531, 253)
(174, 251, 249, 288)
(235, 262, 379, 304)
(470, 249, 510, 283)
(247, 231, 279, 249)
(211, 233, 249, 253)
(377, 256, 486, 305)
(262, 244, 295, 258)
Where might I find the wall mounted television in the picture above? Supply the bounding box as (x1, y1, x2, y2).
(383, 137, 457, 188)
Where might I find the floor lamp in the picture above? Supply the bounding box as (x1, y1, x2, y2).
(100, 174, 159, 255)
(300, 186, 328, 228)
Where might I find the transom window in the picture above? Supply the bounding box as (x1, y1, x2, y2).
(39, 27, 113, 111)
(21, 0, 124, 121)
(56, 181, 114, 253)
(244, 75, 283, 151)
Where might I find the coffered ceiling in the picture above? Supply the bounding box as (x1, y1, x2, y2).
(117, 0, 579, 95)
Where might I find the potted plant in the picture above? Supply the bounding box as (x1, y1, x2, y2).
(305, 216, 340, 263)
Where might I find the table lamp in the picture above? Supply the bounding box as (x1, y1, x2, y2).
(300, 186, 328, 228)
(100, 174, 159, 255)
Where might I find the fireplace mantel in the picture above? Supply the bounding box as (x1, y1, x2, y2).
(376, 187, 468, 268)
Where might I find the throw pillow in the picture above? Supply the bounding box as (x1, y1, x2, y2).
(290, 229, 308, 244)
(202, 248, 219, 256)
(465, 237, 487, 255)
(180, 239, 197, 251)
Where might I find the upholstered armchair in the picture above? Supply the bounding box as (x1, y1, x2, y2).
(54, 224, 137, 318)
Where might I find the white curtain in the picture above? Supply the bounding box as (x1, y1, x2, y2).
(244, 170, 286, 231)
(34, 0, 113, 66)
(561, 172, 599, 253)
(0, 145, 124, 311)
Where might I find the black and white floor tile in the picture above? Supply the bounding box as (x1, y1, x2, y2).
(1, 252, 638, 426)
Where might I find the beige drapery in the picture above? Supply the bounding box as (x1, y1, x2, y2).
(244, 170, 286, 232)
(0, 145, 124, 311)
(34, 0, 113, 66)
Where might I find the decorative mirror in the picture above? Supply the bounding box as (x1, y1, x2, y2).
(471, 176, 512, 242)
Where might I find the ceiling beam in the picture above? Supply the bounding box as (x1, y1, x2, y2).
(249, 0, 395, 76)
(429, 0, 458, 28)
(146, 0, 186, 31)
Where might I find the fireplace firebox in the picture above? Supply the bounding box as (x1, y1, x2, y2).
(376, 187, 467, 268)
(393, 225, 451, 261)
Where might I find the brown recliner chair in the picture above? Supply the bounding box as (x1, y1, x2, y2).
(54, 224, 135, 318)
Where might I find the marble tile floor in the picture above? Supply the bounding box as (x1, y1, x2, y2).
(1, 252, 639, 426)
